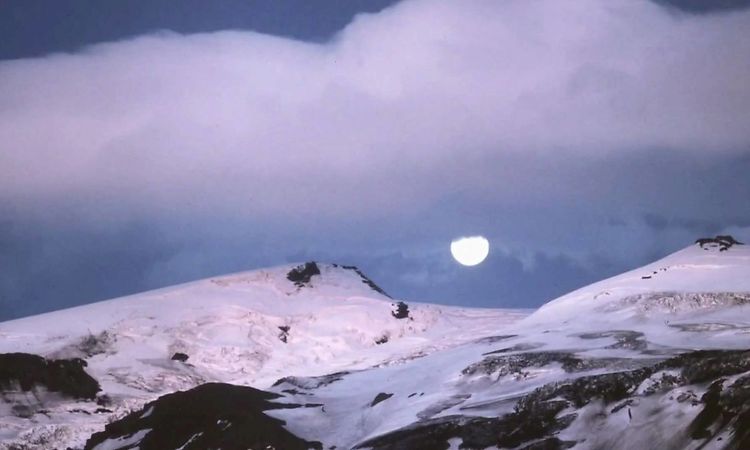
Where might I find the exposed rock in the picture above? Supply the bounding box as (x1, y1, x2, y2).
(483, 342, 544, 355)
(341, 264, 392, 298)
(278, 325, 291, 343)
(287, 262, 321, 287)
(0, 353, 100, 400)
(659, 349, 750, 384)
(473, 334, 518, 344)
(692, 374, 750, 447)
(357, 401, 576, 450)
(83, 382, 322, 450)
(576, 330, 647, 351)
(370, 392, 393, 407)
(77, 331, 116, 357)
(48, 330, 117, 360)
(598, 292, 750, 314)
(696, 235, 744, 251)
(716, 235, 744, 246)
(462, 351, 636, 378)
(273, 371, 350, 390)
(522, 367, 654, 409)
(171, 352, 189, 362)
(360, 349, 750, 450)
(282, 388, 312, 396)
(668, 322, 750, 332)
(375, 334, 389, 345)
(639, 372, 685, 396)
(519, 438, 576, 450)
(391, 301, 409, 319)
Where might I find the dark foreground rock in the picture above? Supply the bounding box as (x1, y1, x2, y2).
(0, 352, 100, 399)
(357, 349, 750, 450)
(84, 382, 322, 450)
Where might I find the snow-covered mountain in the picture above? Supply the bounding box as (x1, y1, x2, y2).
(2, 237, 750, 450)
(0, 262, 525, 449)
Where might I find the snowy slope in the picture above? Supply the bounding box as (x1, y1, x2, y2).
(526, 241, 750, 352)
(0, 262, 526, 449)
(262, 240, 750, 449)
(2, 239, 750, 450)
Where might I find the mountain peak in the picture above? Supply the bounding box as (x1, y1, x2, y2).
(284, 261, 391, 298)
(695, 234, 744, 252)
(528, 238, 750, 325)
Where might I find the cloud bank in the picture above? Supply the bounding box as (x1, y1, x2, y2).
(2, 0, 749, 216)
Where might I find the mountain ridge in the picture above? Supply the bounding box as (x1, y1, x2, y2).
(1, 240, 749, 449)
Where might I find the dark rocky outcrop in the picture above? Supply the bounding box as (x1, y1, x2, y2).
(272, 371, 350, 390)
(287, 261, 391, 296)
(519, 438, 576, 450)
(687, 374, 750, 447)
(474, 334, 518, 345)
(358, 349, 750, 450)
(716, 235, 744, 245)
(462, 351, 643, 378)
(341, 264, 392, 298)
(576, 330, 647, 351)
(463, 351, 579, 377)
(612, 292, 750, 314)
(660, 349, 750, 383)
(278, 325, 291, 343)
(483, 342, 544, 355)
(370, 392, 394, 407)
(696, 235, 744, 251)
(171, 352, 189, 362)
(0, 353, 100, 400)
(77, 331, 116, 357)
(287, 262, 321, 287)
(375, 334, 389, 345)
(357, 401, 576, 450)
(391, 301, 409, 319)
(83, 382, 322, 450)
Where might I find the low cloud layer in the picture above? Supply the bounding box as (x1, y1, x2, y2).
(1, 0, 749, 319)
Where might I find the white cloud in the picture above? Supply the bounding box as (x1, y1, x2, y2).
(0, 0, 749, 222)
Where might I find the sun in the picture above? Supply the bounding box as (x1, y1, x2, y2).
(450, 236, 490, 266)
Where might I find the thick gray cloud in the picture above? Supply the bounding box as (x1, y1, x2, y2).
(1, 0, 749, 320)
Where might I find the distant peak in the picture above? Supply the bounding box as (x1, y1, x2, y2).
(695, 235, 744, 252)
(285, 261, 391, 298)
(286, 262, 321, 287)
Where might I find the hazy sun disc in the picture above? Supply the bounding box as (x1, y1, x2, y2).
(450, 236, 490, 266)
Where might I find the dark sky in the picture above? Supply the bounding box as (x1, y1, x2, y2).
(0, 0, 399, 59)
(1, 0, 750, 320)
